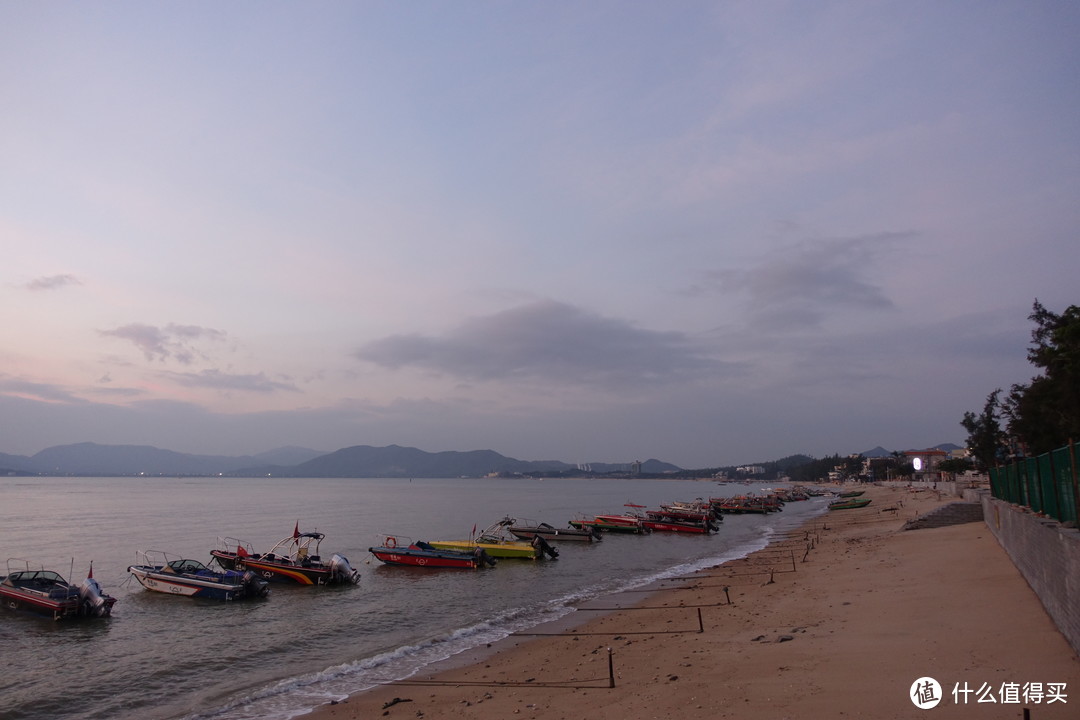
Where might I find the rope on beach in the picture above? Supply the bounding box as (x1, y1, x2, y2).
(381, 647, 619, 689)
(381, 676, 613, 689)
(513, 603, 709, 635)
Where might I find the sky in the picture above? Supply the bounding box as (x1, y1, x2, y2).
(2, 1, 1078, 469)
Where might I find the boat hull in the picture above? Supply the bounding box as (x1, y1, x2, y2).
(210, 551, 346, 585)
(0, 586, 87, 620)
(0, 570, 116, 620)
(569, 518, 649, 534)
(828, 499, 872, 510)
(427, 540, 539, 559)
(369, 546, 483, 568)
(508, 526, 599, 542)
(127, 566, 268, 601)
(211, 532, 360, 585)
(641, 520, 713, 534)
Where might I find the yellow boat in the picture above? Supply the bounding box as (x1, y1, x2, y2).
(427, 539, 539, 559)
(429, 518, 557, 560)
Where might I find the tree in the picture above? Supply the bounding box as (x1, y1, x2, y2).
(1003, 300, 1080, 454)
(961, 389, 1007, 470)
(937, 457, 974, 479)
(893, 462, 915, 478)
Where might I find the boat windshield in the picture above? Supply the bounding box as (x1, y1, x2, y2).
(167, 559, 210, 574)
(8, 570, 66, 584)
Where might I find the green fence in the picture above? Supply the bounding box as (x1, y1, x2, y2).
(989, 441, 1080, 525)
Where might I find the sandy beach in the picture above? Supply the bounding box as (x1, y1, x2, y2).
(304, 486, 1080, 719)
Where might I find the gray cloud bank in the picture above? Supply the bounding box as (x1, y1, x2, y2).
(99, 323, 228, 364)
(25, 274, 82, 291)
(353, 300, 728, 389)
(0, 301, 1031, 467)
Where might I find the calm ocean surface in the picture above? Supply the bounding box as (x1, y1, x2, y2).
(0, 476, 828, 720)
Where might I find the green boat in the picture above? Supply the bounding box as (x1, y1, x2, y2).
(838, 490, 865, 498)
(828, 498, 872, 510)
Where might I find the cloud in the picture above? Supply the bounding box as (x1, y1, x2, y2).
(699, 231, 912, 329)
(99, 323, 228, 364)
(91, 386, 147, 398)
(354, 300, 723, 389)
(26, 274, 82, 291)
(0, 375, 85, 404)
(163, 369, 300, 394)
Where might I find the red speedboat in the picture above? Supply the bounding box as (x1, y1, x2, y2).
(570, 503, 651, 534)
(369, 536, 497, 569)
(0, 560, 116, 620)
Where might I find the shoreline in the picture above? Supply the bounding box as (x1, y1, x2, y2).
(295, 499, 813, 708)
(302, 485, 1080, 719)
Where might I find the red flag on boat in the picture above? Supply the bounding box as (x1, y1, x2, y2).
(237, 545, 249, 558)
(293, 521, 300, 539)
(87, 562, 93, 579)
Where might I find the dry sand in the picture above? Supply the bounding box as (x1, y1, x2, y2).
(304, 486, 1080, 719)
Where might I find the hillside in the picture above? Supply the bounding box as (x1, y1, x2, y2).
(0, 442, 681, 478)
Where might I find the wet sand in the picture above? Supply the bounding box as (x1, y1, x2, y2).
(304, 486, 1080, 719)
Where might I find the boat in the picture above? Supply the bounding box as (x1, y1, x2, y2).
(838, 490, 866, 498)
(428, 518, 558, 559)
(710, 494, 783, 514)
(0, 560, 116, 620)
(658, 499, 719, 521)
(643, 500, 720, 533)
(576, 503, 658, 534)
(210, 525, 360, 585)
(569, 508, 650, 534)
(369, 536, 497, 569)
(507, 519, 602, 543)
(643, 509, 719, 534)
(828, 498, 872, 510)
(128, 551, 270, 601)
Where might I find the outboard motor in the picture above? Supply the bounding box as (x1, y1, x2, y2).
(590, 527, 603, 541)
(242, 570, 271, 598)
(78, 576, 116, 617)
(531, 535, 559, 560)
(328, 553, 361, 585)
(474, 548, 497, 567)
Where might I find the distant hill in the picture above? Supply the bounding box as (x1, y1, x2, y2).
(264, 444, 569, 478)
(254, 445, 682, 478)
(251, 446, 329, 466)
(25, 442, 270, 476)
(0, 439, 959, 478)
(861, 446, 894, 458)
(0, 449, 36, 476)
(0, 442, 681, 478)
(860, 443, 962, 458)
(0, 442, 326, 477)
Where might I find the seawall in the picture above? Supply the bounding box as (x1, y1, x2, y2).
(981, 493, 1080, 657)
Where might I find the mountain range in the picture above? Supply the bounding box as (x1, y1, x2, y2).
(0, 442, 679, 478)
(860, 444, 962, 458)
(0, 441, 961, 478)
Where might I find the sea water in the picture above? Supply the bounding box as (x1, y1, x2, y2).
(0, 475, 828, 720)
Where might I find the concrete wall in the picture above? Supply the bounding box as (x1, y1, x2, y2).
(879, 480, 960, 496)
(981, 494, 1080, 657)
(878, 476, 991, 498)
